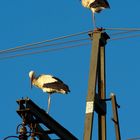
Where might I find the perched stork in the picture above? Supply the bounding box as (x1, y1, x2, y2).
(29, 70, 70, 113)
(81, 0, 110, 28)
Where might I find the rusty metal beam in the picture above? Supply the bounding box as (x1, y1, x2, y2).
(37, 125, 51, 140)
(17, 100, 51, 140)
(17, 98, 78, 140)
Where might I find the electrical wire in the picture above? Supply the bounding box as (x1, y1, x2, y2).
(105, 27, 140, 31)
(127, 137, 140, 140)
(110, 33, 140, 41)
(109, 30, 140, 36)
(0, 42, 90, 60)
(1, 28, 140, 61)
(3, 136, 19, 140)
(0, 37, 90, 55)
(0, 30, 91, 54)
(1, 28, 140, 56)
(1, 31, 139, 56)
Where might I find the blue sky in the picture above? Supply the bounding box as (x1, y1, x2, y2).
(1, 0, 140, 140)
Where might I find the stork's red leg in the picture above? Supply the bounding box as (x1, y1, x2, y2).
(47, 93, 51, 113)
(92, 13, 96, 29)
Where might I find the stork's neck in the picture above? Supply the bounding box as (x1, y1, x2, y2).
(31, 74, 36, 84)
(32, 78, 36, 83)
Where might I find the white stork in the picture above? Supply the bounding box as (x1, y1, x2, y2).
(29, 70, 70, 113)
(81, 0, 110, 28)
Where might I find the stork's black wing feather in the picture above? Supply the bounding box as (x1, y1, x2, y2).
(43, 82, 70, 93)
(90, 0, 110, 8)
(52, 76, 64, 83)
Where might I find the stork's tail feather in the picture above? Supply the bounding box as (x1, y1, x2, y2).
(64, 84, 70, 93)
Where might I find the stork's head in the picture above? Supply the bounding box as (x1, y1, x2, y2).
(29, 70, 35, 89)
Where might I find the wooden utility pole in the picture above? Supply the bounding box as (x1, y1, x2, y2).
(83, 29, 109, 140)
(111, 93, 121, 140)
(98, 32, 107, 140)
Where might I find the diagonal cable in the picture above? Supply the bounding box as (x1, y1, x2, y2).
(0, 42, 90, 60)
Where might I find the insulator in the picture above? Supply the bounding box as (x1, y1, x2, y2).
(30, 137, 36, 140)
(19, 126, 27, 134)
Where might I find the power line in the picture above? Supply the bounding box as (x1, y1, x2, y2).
(1, 28, 140, 56)
(1, 28, 140, 61)
(109, 30, 140, 36)
(127, 137, 140, 140)
(110, 33, 140, 41)
(0, 37, 90, 55)
(0, 42, 90, 60)
(0, 30, 91, 54)
(105, 28, 140, 31)
(0, 28, 136, 55)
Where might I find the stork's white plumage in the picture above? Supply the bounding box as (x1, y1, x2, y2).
(81, 0, 110, 27)
(29, 71, 70, 113)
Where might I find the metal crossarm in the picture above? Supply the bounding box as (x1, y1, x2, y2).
(16, 98, 78, 140)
